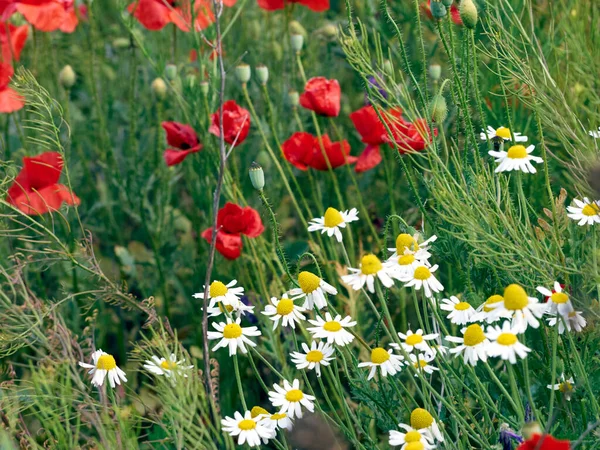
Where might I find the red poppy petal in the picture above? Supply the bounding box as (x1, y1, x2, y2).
(209, 100, 250, 147)
(128, 0, 172, 30)
(256, 0, 284, 10)
(163, 146, 202, 166)
(517, 434, 571, 450)
(299, 0, 329, 11)
(161, 121, 199, 149)
(350, 105, 386, 145)
(355, 145, 382, 173)
(309, 134, 354, 170)
(282, 132, 314, 171)
(299, 77, 341, 117)
(1, 24, 28, 63)
(0, 86, 24, 113)
(17, 2, 67, 32)
(23, 152, 64, 188)
(241, 207, 264, 238)
(201, 228, 243, 260)
(217, 202, 245, 234)
(450, 5, 463, 25)
(59, 8, 78, 33)
(8, 183, 79, 215)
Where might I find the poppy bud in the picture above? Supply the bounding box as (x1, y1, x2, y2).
(249, 162, 265, 191)
(235, 63, 251, 84)
(288, 90, 300, 107)
(151, 78, 167, 100)
(290, 33, 304, 53)
(428, 64, 442, 81)
(165, 64, 177, 81)
(430, 0, 447, 19)
(200, 81, 209, 96)
(316, 23, 338, 40)
(429, 94, 447, 123)
(521, 422, 542, 440)
(185, 74, 196, 88)
(382, 59, 393, 76)
(270, 42, 283, 61)
(112, 37, 130, 49)
(59, 65, 76, 89)
(459, 0, 478, 29)
(255, 64, 269, 85)
(441, 0, 453, 6)
(289, 20, 307, 37)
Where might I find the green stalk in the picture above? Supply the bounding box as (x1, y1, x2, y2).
(232, 355, 248, 411)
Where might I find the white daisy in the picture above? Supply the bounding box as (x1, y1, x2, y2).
(399, 264, 444, 299)
(409, 352, 439, 376)
(206, 297, 255, 318)
(439, 296, 476, 325)
(445, 324, 490, 366)
(566, 198, 600, 226)
(268, 379, 316, 419)
(480, 125, 527, 143)
(221, 410, 276, 447)
(487, 284, 547, 333)
(259, 412, 294, 431)
(470, 294, 506, 323)
(588, 127, 600, 138)
(547, 373, 575, 401)
(385, 249, 429, 281)
(395, 329, 439, 353)
(410, 407, 445, 442)
(547, 310, 586, 334)
(288, 271, 338, 310)
(307, 312, 356, 346)
(536, 282, 573, 316)
(389, 423, 436, 449)
(427, 343, 449, 357)
(485, 322, 531, 364)
(262, 294, 306, 330)
(307, 207, 359, 242)
(207, 317, 261, 356)
(357, 347, 404, 380)
(290, 341, 335, 377)
(78, 349, 128, 388)
(143, 353, 194, 378)
(388, 233, 437, 262)
(489, 144, 543, 174)
(193, 279, 244, 307)
(341, 253, 395, 293)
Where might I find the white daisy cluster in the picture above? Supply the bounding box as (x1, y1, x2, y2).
(389, 407, 445, 447)
(482, 125, 544, 174)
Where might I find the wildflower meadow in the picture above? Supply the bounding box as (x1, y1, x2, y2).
(1, 0, 600, 448)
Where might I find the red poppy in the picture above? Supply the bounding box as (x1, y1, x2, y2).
(257, 0, 328, 11)
(161, 121, 203, 166)
(281, 131, 314, 171)
(0, 62, 24, 113)
(0, 23, 28, 63)
(17, 0, 84, 33)
(1, 0, 53, 20)
(421, 0, 462, 26)
(6, 151, 80, 215)
(128, 0, 234, 31)
(282, 132, 356, 171)
(350, 105, 387, 146)
(299, 76, 341, 117)
(384, 118, 437, 154)
(209, 100, 250, 147)
(200, 228, 242, 260)
(355, 145, 382, 173)
(517, 434, 571, 450)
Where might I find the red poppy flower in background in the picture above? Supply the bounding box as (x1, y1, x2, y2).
(0, 23, 28, 62)
(355, 145, 381, 173)
(350, 105, 387, 146)
(1, 0, 52, 20)
(281, 131, 315, 171)
(421, 0, 462, 26)
(17, 0, 84, 33)
(299, 77, 341, 117)
(0, 62, 24, 113)
(517, 434, 571, 450)
(6, 151, 80, 215)
(257, 0, 329, 12)
(128, 0, 234, 31)
(209, 100, 250, 146)
(384, 118, 437, 154)
(161, 121, 203, 166)
(200, 228, 242, 260)
(282, 132, 356, 171)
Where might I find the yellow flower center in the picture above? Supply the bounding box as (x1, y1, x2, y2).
(218, 303, 234, 313)
(405, 334, 424, 346)
(306, 350, 324, 363)
(361, 254, 383, 275)
(370, 347, 390, 364)
(413, 267, 431, 280)
(96, 354, 117, 371)
(503, 284, 529, 311)
(413, 360, 428, 369)
(398, 254, 416, 265)
(496, 333, 518, 346)
(276, 298, 295, 315)
(323, 207, 344, 228)
(463, 324, 486, 347)
(285, 389, 304, 402)
(271, 413, 287, 420)
(298, 271, 321, 294)
(582, 203, 600, 216)
(454, 302, 471, 311)
(223, 323, 243, 339)
(396, 233, 419, 253)
(323, 321, 342, 332)
(160, 360, 177, 370)
(238, 419, 256, 431)
(559, 382, 573, 393)
(410, 408, 434, 429)
(404, 430, 422, 443)
(251, 406, 269, 418)
(550, 292, 569, 304)
(495, 127, 512, 139)
(483, 295, 503, 312)
(405, 443, 425, 450)
(507, 145, 528, 159)
(209, 281, 228, 298)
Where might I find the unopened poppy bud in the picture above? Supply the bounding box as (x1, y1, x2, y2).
(289, 20, 307, 37)
(249, 162, 265, 191)
(59, 65, 76, 88)
(255, 64, 269, 85)
(382, 59, 393, 76)
(185, 74, 196, 88)
(290, 33, 304, 53)
(430, 0, 447, 19)
(288, 90, 299, 107)
(459, 0, 478, 29)
(199, 81, 209, 95)
(428, 64, 442, 81)
(521, 422, 542, 440)
(151, 78, 167, 100)
(165, 64, 177, 81)
(235, 64, 251, 84)
(112, 37, 130, 49)
(441, 0, 453, 6)
(316, 22, 338, 40)
(429, 94, 447, 123)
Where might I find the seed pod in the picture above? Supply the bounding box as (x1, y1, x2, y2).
(428, 64, 442, 81)
(429, 94, 448, 123)
(460, 0, 478, 29)
(249, 162, 265, 191)
(288, 90, 300, 107)
(151, 78, 167, 100)
(235, 63, 251, 84)
(199, 81, 209, 96)
(441, 0, 453, 6)
(59, 65, 76, 88)
(164, 64, 177, 81)
(430, 0, 447, 19)
(255, 64, 269, 85)
(290, 33, 304, 53)
(185, 74, 196, 88)
(289, 20, 307, 37)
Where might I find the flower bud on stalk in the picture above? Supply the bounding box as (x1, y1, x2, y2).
(112, 37, 130, 49)
(288, 90, 300, 107)
(165, 64, 177, 81)
(59, 65, 76, 88)
(441, 0, 453, 6)
(290, 33, 304, 53)
(249, 162, 265, 191)
(460, 0, 478, 29)
(430, 0, 447, 19)
(185, 74, 196, 89)
(199, 81, 209, 96)
(151, 78, 167, 100)
(235, 63, 251, 85)
(289, 20, 307, 37)
(428, 64, 442, 81)
(429, 94, 447, 123)
(521, 422, 542, 440)
(255, 64, 269, 85)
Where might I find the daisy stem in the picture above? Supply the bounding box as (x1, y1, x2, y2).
(547, 324, 559, 426)
(411, 290, 428, 335)
(317, 370, 351, 437)
(515, 171, 531, 229)
(506, 363, 526, 421)
(564, 329, 600, 418)
(232, 355, 247, 411)
(247, 351, 269, 394)
(483, 362, 524, 422)
(251, 347, 285, 380)
(375, 283, 399, 339)
(521, 355, 542, 427)
(593, 230, 600, 302)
